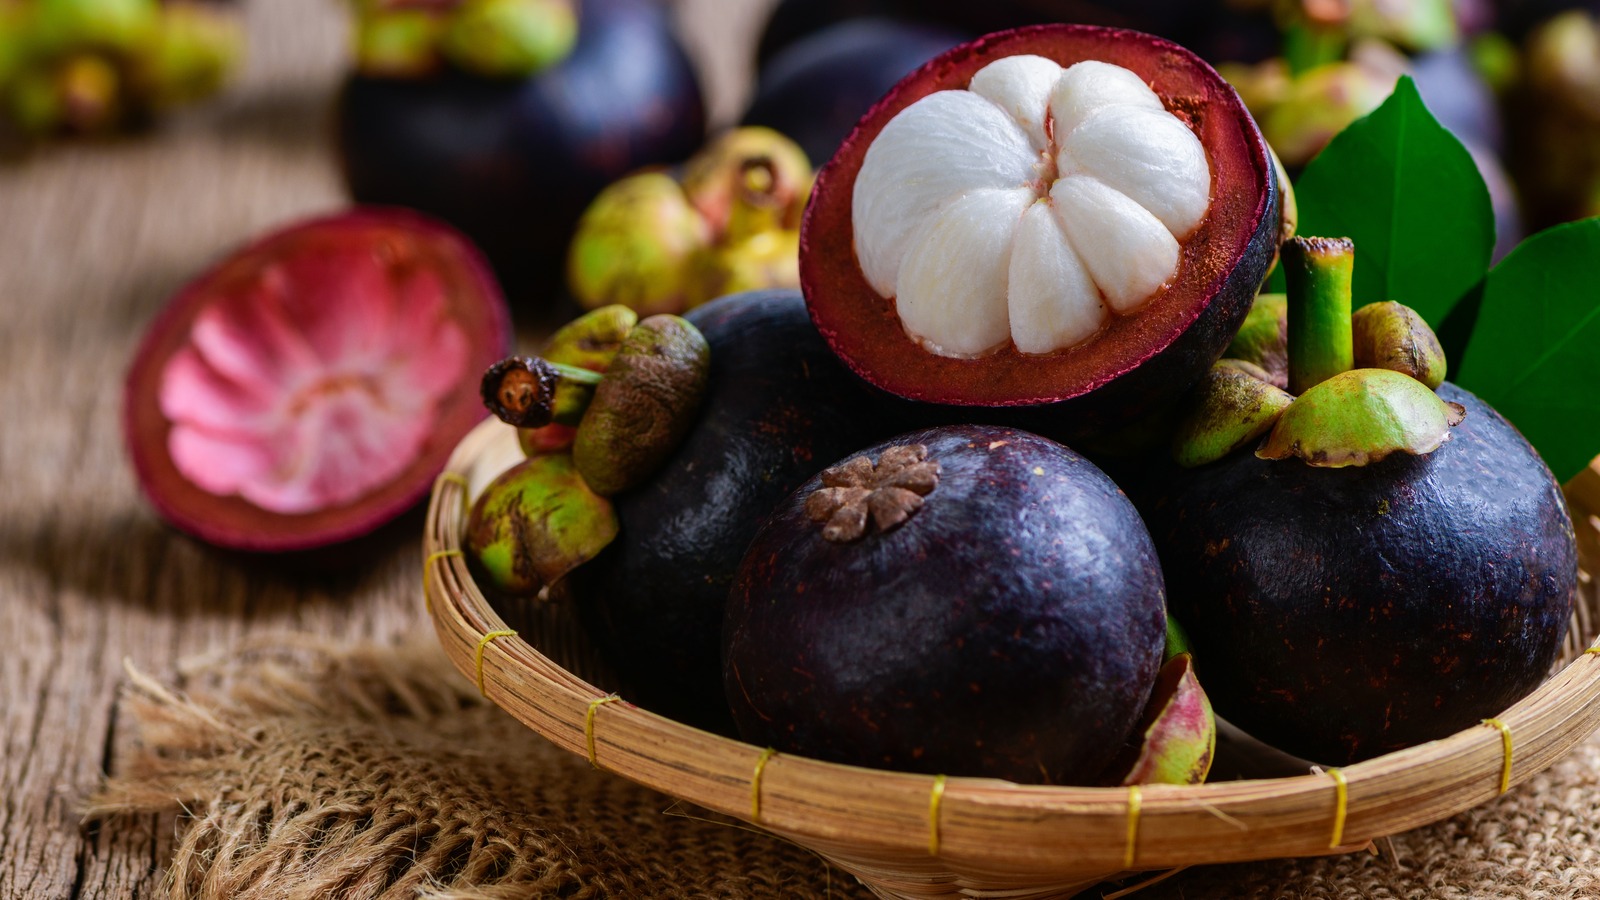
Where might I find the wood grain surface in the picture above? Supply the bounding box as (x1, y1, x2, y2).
(0, 1, 769, 897)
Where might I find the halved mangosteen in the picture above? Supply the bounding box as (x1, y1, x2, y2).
(801, 24, 1280, 435)
(123, 208, 513, 553)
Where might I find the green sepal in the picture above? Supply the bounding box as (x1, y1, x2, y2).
(1117, 654, 1215, 787)
(1225, 292, 1288, 387)
(465, 453, 619, 596)
(1171, 364, 1294, 469)
(441, 0, 577, 79)
(574, 314, 711, 496)
(1258, 368, 1466, 467)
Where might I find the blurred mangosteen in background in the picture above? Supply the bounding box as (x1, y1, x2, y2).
(753, 0, 1229, 65)
(0, 0, 243, 141)
(1505, 9, 1600, 230)
(753, 0, 900, 65)
(336, 0, 707, 315)
(741, 17, 965, 168)
(1493, 0, 1600, 37)
(1213, 3, 1525, 260)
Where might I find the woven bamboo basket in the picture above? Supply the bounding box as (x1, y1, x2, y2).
(424, 416, 1600, 900)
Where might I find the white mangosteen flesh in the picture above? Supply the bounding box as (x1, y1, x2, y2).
(852, 57, 1213, 358)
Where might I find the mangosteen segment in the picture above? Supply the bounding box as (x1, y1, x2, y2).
(802, 24, 1278, 418)
(851, 55, 1210, 358)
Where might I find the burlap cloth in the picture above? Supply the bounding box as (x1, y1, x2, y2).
(90, 632, 1600, 900)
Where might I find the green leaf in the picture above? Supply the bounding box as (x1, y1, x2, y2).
(1292, 76, 1494, 329)
(1457, 219, 1600, 482)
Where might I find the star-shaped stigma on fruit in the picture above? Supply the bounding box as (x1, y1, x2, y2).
(804, 444, 941, 542)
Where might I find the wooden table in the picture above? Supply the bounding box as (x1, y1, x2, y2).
(0, 1, 769, 894)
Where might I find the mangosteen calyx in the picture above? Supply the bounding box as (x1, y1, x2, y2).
(1257, 368, 1467, 467)
(804, 444, 941, 542)
(1170, 362, 1294, 469)
(1181, 235, 1466, 469)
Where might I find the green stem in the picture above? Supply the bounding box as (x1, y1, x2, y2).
(1283, 236, 1355, 395)
(546, 362, 600, 426)
(480, 356, 603, 429)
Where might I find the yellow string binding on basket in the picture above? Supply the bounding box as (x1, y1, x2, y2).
(750, 748, 777, 822)
(422, 549, 463, 615)
(927, 775, 948, 856)
(1482, 718, 1514, 794)
(1328, 768, 1349, 848)
(585, 694, 622, 769)
(1124, 785, 1142, 869)
(473, 629, 517, 697)
(424, 471, 473, 614)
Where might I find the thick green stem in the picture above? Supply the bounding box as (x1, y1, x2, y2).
(1283, 236, 1355, 395)
(480, 356, 603, 429)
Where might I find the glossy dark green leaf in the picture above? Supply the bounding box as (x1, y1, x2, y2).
(1292, 76, 1494, 328)
(1457, 219, 1600, 482)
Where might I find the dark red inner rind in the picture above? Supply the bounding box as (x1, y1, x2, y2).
(122, 208, 513, 552)
(801, 24, 1276, 408)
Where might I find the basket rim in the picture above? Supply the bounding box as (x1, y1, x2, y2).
(425, 416, 1600, 886)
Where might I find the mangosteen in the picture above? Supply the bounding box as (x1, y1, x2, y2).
(724, 424, 1167, 784)
(123, 208, 514, 552)
(799, 24, 1280, 441)
(1145, 236, 1577, 765)
(563, 289, 913, 730)
(336, 0, 707, 307)
(741, 17, 966, 168)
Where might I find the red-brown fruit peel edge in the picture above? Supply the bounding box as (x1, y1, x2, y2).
(123, 207, 513, 552)
(802, 24, 1278, 418)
